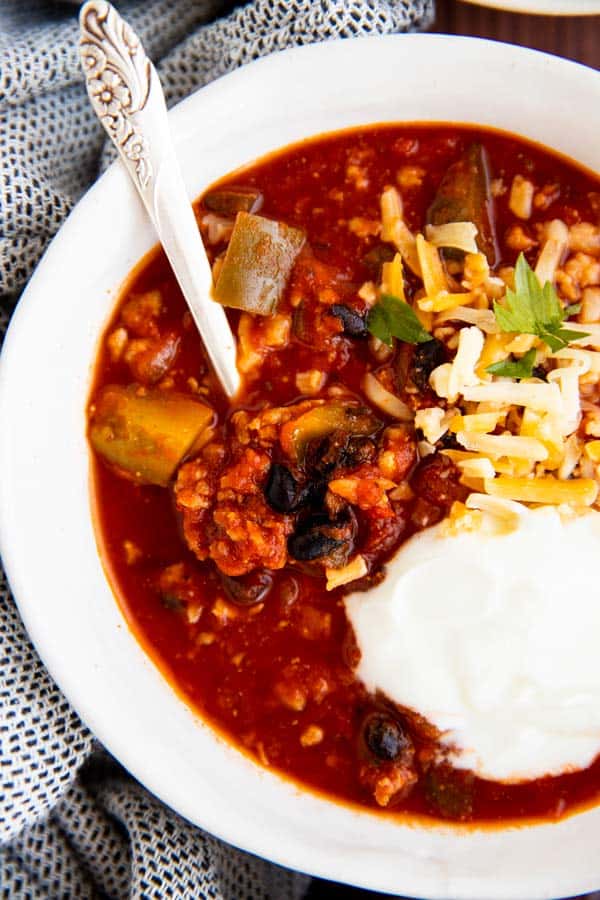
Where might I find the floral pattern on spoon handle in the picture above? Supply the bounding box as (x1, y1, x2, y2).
(80, 0, 152, 188)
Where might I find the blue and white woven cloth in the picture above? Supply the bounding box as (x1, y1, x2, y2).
(0, 1, 434, 896)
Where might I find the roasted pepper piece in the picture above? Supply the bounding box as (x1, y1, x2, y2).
(89, 385, 213, 486)
(427, 143, 498, 265)
(214, 212, 306, 316)
(280, 403, 381, 462)
(203, 186, 263, 216)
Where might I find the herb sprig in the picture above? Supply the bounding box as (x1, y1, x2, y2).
(492, 254, 587, 352)
(486, 348, 537, 379)
(367, 294, 432, 346)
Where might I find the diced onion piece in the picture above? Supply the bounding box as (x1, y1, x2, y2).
(358, 281, 378, 304)
(296, 370, 326, 395)
(484, 475, 598, 507)
(462, 381, 563, 416)
(446, 326, 484, 401)
(535, 219, 569, 286)
(425, 222, 479, 254)
(362, 373, 413, 421)
(381, 252, 406, 301)
(457, 431, 548, 461)
(416, 234, 447, 298)
(326, 555, 368, 591)
(508, 175, 535, 220)
(438, 306, 499, 334)
(450, 412, 504, 434)
(414, 407, 454, 444)
(201, 213, 234, 245)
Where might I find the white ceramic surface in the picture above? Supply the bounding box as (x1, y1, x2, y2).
(460, 0, 600, 13)
(2, 35, 600, 900)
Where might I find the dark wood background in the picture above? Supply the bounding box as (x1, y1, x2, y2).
(308, 1, 599, 897)
(436, 0, 599, 68)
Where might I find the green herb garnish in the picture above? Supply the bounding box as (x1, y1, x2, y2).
(486, 348, 537, 379)
(492, 254, 587, 352)
(367, 293, 432, 346)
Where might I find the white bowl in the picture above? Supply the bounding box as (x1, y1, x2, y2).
(2, 34, 600, 900)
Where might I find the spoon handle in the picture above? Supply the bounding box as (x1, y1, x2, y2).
(79, 1, 240, 398)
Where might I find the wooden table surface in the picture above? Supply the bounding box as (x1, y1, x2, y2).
(435, 0, 599, 69)
(308, 3, 599, 898)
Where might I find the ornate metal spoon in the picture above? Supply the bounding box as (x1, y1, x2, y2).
(79, 1, 240, 398)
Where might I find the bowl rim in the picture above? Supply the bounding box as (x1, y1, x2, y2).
(459, 0, 600, 15)
(3, 33, 600, 899)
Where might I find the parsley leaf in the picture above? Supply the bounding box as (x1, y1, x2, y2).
(367, 294, 432, 346)
(486, 348, 537, 379)
(492, 254, 588, 352)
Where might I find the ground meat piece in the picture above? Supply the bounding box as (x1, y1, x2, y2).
(377, 426, 417, 482)
(231, 399, 323, 449)
(174, 443, 227, 559)
(210, 494, 292, 575)
(273, 661, 332, 712)
(210, 449, 293, 575)
(358, 755, 417, 807)
(360, 505, 407, 560)
(176, 446, 293, 575)
(410, 453, 468, 512)
(328, 465, 395, 515)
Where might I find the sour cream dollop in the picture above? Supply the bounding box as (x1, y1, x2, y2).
(345, 506, 600, 783)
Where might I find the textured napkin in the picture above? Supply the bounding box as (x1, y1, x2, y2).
(0, 1, 434, 896)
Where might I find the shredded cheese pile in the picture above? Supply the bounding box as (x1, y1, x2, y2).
(369, 184, 600, 520)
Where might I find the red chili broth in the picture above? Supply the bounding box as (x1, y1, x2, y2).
(91, 124, 600, 825)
